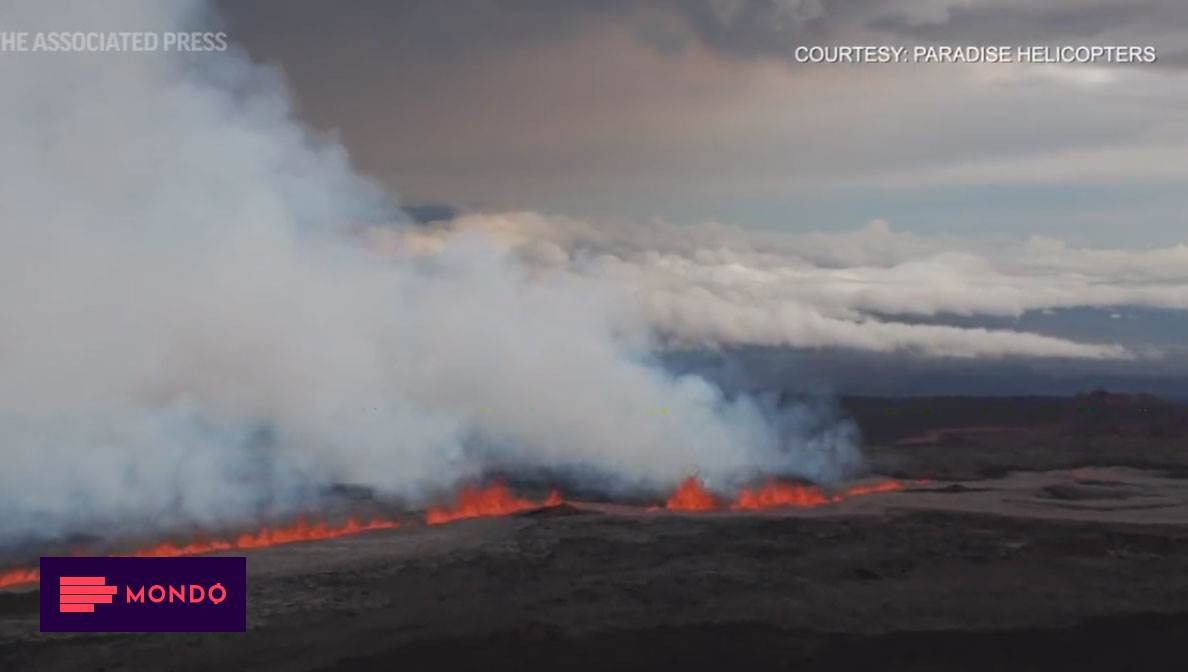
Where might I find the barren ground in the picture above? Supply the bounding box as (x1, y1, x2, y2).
(3, 393, 1188, 671)
(2, 466, 1187, 670)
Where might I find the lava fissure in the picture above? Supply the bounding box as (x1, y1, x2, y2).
(425, 484, 564, 525)
(664, 477, 721, 511)
(1, 478, 909, 590)
(0, 516, 401, 590)
(665, 477, 907, 512)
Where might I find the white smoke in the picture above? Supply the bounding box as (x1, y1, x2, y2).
(0, 1, 860, 546)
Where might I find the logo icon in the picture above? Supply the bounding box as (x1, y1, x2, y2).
(58, 576, 117, 613)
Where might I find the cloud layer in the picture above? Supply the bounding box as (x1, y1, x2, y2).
(397, 212, 1188, 359)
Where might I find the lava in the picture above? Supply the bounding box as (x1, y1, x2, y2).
(665, 476, 720, 511)
(732, 481, 835, 510)
(0, 478, 910, 590)
(0, 567, 40, 590)
(131, 516, 400, 557)
(425, 484, 562, 525)
(0, 516, 400, 590)
(663, 477, 908, 512)
(843, 480, 905, 497)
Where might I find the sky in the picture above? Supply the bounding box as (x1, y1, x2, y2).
(219, 0, 1188, 246)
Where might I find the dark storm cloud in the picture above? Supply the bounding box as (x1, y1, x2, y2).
(219, 0, 832, 62)
(868, 3, 1146, 44)
(212, 0, 1188, 241)
(221, 0, 1186, 62)
(218, 0, 615, 61)
(648, 0, 832, 58)
(660, 0, 1184, 58)
(217, 0, 895, 65)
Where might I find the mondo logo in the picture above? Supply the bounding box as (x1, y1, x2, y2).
(57, 576, 118, 613)
(40, 557, 246, 632)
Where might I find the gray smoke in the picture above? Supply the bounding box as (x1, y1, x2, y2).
(0, 0, 859, 546)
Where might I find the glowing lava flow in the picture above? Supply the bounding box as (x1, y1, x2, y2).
(0, 516, 400, 590)
(732, 481, 834, 510)
(0, 566, 40, 590)
(425, 484, 563, 525)
(663, 477, 907, 512)
(130, 517, 400, 557)
(543, 489, 564, 507)
(665, 477, 720, 511)
(0, 479, 910, 589)
(842, 480, 905, 497)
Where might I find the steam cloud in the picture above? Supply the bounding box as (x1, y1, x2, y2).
(0, 1, 861, 547)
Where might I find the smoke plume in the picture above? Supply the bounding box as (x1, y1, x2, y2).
(0, 1, 860, 547)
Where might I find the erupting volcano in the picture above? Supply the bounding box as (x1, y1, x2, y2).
(0, 479, 913, 590)
(425, 484, 564, 525)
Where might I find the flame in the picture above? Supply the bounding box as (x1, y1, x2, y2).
(0, 516, 400, 590)
(665, 477, 720, 511)
(425, 484, 561, 525)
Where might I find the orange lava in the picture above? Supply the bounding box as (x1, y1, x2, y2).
(731, 478, 906, 511)
(425, 484, 561, 525)
(0, 477, 907, 590)
(130, 516, 400, 557)
(0, 516, 400, 590)
(665, 477, 720, 511)
(0, 567, 40, 590)
(732, 481, 835, 510)
(663, 477, 907, 513)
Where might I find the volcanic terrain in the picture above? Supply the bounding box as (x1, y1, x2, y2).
(2, 392, 1187, 671)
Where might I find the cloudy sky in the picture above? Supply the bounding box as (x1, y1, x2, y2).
(220, 0, 1188, 246)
